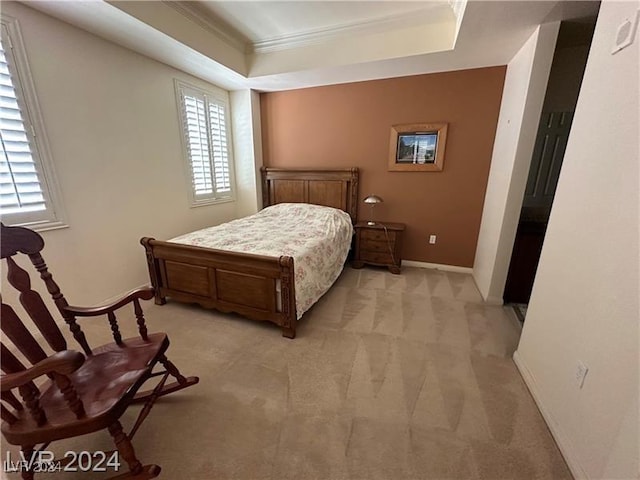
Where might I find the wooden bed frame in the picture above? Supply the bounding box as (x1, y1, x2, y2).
(141, 167, 359, 339)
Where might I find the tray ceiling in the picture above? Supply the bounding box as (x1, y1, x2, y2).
(23, 0, 600, 91)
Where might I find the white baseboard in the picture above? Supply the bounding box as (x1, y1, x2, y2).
(513, 351, 588, 480)
(484, 295, 504, 305)
(403, 260, 473, 274)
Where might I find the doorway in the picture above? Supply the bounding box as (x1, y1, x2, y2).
(504, 18, 597, 316)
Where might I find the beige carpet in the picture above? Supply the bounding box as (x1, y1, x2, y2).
(2, 267, 571, 480)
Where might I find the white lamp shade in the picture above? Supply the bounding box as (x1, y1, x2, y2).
(363, 195, 383, 226)
(363, 195, 383, 204)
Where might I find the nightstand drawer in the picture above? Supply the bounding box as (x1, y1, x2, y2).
(360, 250, 393, 264)
(352, 221, 404, 274)
(360, 239, 389, 253)
(361, 229, 396, 242)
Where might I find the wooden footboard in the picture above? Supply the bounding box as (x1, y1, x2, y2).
(140, 238, 298, 338)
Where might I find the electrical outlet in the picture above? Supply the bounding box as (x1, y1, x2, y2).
(575, 361, 589, 389)
(429, 235, 437, 244)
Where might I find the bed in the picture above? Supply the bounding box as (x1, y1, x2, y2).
(140, 167, 359, 338)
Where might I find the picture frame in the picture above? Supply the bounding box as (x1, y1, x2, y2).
(388, 123, 448, 172)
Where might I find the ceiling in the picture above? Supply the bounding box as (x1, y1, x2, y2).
(24, 0, 600, 92)
(192, 1, 454, 49)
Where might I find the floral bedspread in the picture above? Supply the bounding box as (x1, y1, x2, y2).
(169, 203, 354, 319)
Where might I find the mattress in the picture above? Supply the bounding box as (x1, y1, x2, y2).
(169, 203, 354, 319)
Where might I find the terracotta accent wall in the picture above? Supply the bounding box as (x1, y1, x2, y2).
(260, 67, 506, 267)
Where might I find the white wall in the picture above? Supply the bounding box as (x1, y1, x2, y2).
(473, 22, 559, 303)
(515, 1, 639, 478)
(230, 89, 263, 218)
(0, 2, 242, 306)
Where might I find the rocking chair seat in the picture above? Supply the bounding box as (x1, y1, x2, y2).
(2, 333, 169, 445)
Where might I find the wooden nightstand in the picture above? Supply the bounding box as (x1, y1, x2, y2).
(352, 222, 405, 274)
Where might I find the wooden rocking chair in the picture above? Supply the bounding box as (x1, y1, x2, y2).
(0, 223, 199, 479)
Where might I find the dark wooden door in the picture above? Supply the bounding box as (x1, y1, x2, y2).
(523, 111, 573, 215)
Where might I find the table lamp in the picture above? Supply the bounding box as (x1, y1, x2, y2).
(363, 195, 383, 226)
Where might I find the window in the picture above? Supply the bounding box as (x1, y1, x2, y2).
(175, 80, 234, 206)
(0, 17, 65, 229)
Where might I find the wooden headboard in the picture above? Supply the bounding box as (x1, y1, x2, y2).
(261, 167, 359, 222)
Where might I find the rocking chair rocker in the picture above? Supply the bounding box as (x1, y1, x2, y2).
(0, 223, 199, 479)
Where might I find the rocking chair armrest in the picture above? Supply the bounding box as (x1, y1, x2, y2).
(63, 287, 155, 317)
(0, 350, 85, 392)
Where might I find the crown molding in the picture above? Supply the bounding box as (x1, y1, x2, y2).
(252, 6, 453, 54)
(162, 1, 249, 53)
(164, 1, 453, 56)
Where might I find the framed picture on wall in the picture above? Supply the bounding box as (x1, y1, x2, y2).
(388, 123, 448, 171)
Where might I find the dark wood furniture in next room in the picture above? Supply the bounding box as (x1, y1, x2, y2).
(141, 167, 359, 339)
(352, 221, 405, 274)
(504, 220, 547, 304)
(0, 223, 198, 480)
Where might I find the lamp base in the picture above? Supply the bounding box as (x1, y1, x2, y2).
(367, 221, 376, 226)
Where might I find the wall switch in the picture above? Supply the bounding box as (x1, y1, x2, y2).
(429, 235, 437, 244)
(612, 9, 640, 54)
(575, 361, 589, 389)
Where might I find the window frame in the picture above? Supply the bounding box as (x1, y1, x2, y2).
(174, 79, 235, 208)
(0, 15, 67, 231)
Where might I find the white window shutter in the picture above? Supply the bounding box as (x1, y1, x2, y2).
(0, 19, 64, 230)
(0, 33, 47, 218)
(176, 81, 234, 206)
(208, 101, 231, 194)
(181, 90, 214, 197)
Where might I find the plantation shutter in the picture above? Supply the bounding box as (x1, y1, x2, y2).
(181, 89, 214, 197)
(0, 29, 48, 221)
(208, 101, 231, 194)
(178, 84, 233, 203)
